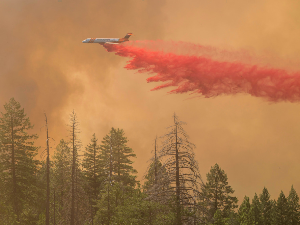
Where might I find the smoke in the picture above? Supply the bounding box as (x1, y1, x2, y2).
(104, 41, 300, 102)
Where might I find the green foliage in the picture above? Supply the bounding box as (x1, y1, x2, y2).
(1, 99, 300, 225)
(51, 139, 72, 224)
(82, 133, 102, 219)
(94, 182, 119, 224)
(259, 187, 272, 225)
(250, 193, 263, 225)
(276, 191, 289, 224)
(143, 158, 170, 198)
(238, 196, 256, 225)
(94, 127, 138, 224)
(201, 163, 238, 223)
(287, 185, 300, 225)
(269, 199, 277, 225)
(213, 209, 229, 225)
(94, 184, 175, 225)
(100, 127, 137, 187)
(113, 188, 175, 225)
(143, 159, 163, 190)
(0, 98, 39, 223)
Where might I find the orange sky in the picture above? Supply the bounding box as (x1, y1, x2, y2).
(1, 0, 300, 204)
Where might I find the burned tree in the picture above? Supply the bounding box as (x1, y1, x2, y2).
(45, 114, 50, 225)
(157, 113, 204, 225)
(70, 110, 80, 225)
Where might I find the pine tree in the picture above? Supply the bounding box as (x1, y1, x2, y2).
(287, 185, 300, 225)
(143, 137, 173, 224)
(201, 163, 238, 223)
(52, 139, 72, 224)
(238, 196, 255, 225)
(213, 209, 229, 225)
(143, 137, 171, 203)
(112, 187, 175, 225)
(82, 133, 102, 223)
(259, 187, 272, 225)
(276, 191, 289, 224)
(250, 193, 263, 225)
(269, 199, 277, 225)
(112, 128, 137, 187)
(157, 113, 204, 225)
(95, 127, 138, 224)
(144, 159, 164, 191)
(100, 128, 137, 185)
(0, 98, 39, 223)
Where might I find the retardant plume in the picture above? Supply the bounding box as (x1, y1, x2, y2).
(105, 41, 300, 102)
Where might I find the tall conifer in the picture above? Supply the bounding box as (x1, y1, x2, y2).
(0, 98, 39, 222)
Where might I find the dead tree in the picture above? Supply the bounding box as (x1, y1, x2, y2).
(69, 110, 85, 225)
(157, 113, 204, 225)
(45, 114, 50, 225)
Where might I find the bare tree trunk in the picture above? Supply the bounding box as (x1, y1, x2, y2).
(71, 116, 75, 225)
(45, 114, 50, 225)
(92, 140, 96, 223)
(151, 113, 204, 223)
(175, 120, 181, 225)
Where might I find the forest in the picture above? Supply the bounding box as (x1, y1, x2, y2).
(0, 97, 299, 225)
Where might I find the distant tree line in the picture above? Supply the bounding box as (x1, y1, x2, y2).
(0, 98, 299, 224)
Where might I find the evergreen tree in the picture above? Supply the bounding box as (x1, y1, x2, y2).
(287, 185, 300, 225)
(259, 187, 272, 225)
(201, 163, 238, 223)
(95, 127, 138, 224)
(112, 128, 137, 187)
(269, 199, 277, 225)
(82, 133, 102, 223)
(144, 136, 160, 191)
(0, 98, 39, 223)
(143, 137, 173, 224)
(276, 191, 289, 225)
(144, 159, 165, 191)
(250, 193, 263, 225)
(238, 196, 255, 225)
(52, 139, 72, 224)
(143, 137, 171, 204)
(100, 127, 137, 187)
(213, 209, 229, 225)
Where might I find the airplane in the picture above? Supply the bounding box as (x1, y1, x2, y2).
(82, 33, 132, 45)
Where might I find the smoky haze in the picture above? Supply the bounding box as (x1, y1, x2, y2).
(1, 0, 300, 204)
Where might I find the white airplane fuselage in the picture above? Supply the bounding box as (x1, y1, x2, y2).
(82, 33, 132, 45)
(82, 38, 121, 44)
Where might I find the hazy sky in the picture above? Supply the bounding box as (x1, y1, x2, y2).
(1, 0, 300, 203)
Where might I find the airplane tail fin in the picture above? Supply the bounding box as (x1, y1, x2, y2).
(124, 33, 132, 39)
